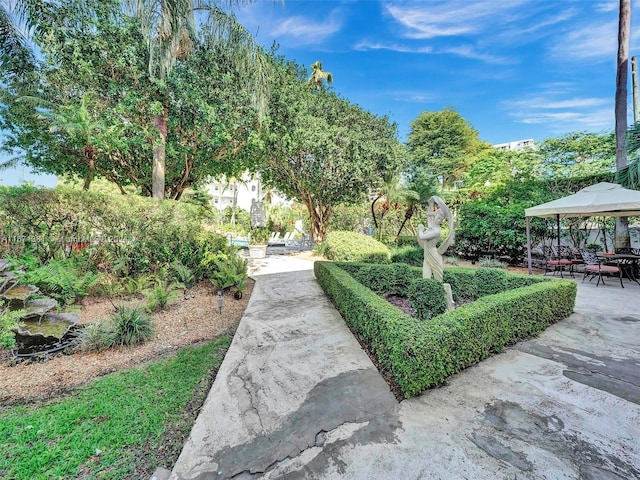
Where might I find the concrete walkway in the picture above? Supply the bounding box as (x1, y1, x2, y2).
(169, 256, 640, 480)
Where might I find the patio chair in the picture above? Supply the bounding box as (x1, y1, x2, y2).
(580, 248, 623, 287)
(542, 246, 573, 278)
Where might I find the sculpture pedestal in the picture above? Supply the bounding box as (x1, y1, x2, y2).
(443, 283, 455, 312)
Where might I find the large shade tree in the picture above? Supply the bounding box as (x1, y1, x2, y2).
(407, 107, 487, 189)
(0, 0, 261, 196)
(257, 58, 403, 243)
(126, 0, 267, 200)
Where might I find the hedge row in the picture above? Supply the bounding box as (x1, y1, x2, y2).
(314, 261, 576, 397)
(321, 231, 391, 263)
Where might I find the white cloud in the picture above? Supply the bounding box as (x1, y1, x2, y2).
(595, 1, 618, 13)
(383, 0, 531, 39)
(504, 90, 613, 133)
(389, 90, 435, 103)
(270, 11, 343, 45)
(551, 20, 618, 61)
(440, 45, 512, 65)
(353, 40, 432, 53)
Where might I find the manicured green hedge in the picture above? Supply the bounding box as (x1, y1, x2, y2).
(322, 231, 391, 263)
(390, 245, 423, 267)
(314, 261, 576, 398)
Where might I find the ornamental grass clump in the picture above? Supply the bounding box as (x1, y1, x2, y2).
(112, 306, 154, 346)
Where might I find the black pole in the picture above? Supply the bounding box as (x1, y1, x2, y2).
(556, 215, 561, 253)
(526, 216, 532, 274)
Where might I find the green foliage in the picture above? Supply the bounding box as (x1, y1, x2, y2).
(144, 282, 180, 312)
(0, 302, 24, 350)
(112, 306, 154, 346)
(315, 261, 576, 397)
(335, 262, 420, 295)
(407, 107, 486, 188)
(19, 257, 100, 306)
(79, 319, 115, 352)
(0, 338, 230, 479)
(473, 268, 508, 298)
(535, 131, 615, 178)
(249, 227, 270, 245)
(407, 279, 447, 321)
(257, 55, 403, 242)
(207, 253, 247, 291)
(171, 261, 195, 288)
(478, 257, 507, 269)
(390, 245, 423, 267)
(323, 231, 391, 263)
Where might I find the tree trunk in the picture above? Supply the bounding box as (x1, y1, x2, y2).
(396, 205, 416, 238)
(305, 200, 332, 244)
(152, 112, 167, 201)
(615, 0, 631, 249)
(83, 145, 95, 190)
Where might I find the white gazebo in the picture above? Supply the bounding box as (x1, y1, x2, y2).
(524, 182, 640, 273)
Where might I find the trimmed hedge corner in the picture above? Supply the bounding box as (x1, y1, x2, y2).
(314, 261, 576, 398)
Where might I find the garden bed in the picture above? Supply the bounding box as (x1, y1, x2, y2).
(0, 280, 253, 405)
(315, 261, 576, 398)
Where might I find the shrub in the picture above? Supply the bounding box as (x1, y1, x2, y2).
(478, 257, 507, 269)
(79, 319, 115, 352)
(144, 282, 180, 312)
(473, 268, 508, 298)
(335, 262, 420, 295)
(390, 245, 423, 267)
(407, 279, 447, 321)
(0, 302, 24, 350)
(323, 231, 390, 263)
(315, 261, 576, 397)
(112, 306, 154, 346)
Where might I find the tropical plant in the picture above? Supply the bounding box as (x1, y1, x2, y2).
(249, 227, 270, 245)
(258, 55, 403, 243)
(209, 253, 247, 291)
(0, 301, 25, 350)
(19, 258, 100, 305)
(171, 260, 195, 288)
(112, 306, 154, 346)
(144, 282, 180, 312)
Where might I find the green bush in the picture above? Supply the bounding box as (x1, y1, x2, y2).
(390, 245, 423, 267)
(0, 302, 24, 350)
(473, 268, 508, 298)
(323, 231, 390, 263)
(335, 262, 420, 295)
(407, 279, 447, 321)
(79, 319, 115, 352)
(144, 282, 180, 312)
(112, 306, 154, 346)
(315, 261, 576, 397)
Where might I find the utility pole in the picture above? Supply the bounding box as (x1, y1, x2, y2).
(632, 56, 639, 123)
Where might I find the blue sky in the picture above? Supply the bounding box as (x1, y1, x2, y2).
(237, 0, 639, 143)
(2, 0, 638, 186)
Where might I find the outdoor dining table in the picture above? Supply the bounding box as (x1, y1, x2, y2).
(598, 253, 640, 285)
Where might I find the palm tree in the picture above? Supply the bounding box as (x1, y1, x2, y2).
(307, 61, 333, 89)
(126, 0, 267, 200)
(0, 1, 38, 78)
(615, 0, 631, 249)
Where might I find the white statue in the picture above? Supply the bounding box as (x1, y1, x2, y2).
(417, 196, 455, 282)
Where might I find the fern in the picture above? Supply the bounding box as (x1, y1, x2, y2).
(19, 259, 99, 305)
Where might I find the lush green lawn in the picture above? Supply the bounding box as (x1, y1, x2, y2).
(0, 337, 231, 479)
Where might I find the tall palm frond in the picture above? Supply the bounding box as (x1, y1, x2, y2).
(0, 4, 35, 76)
